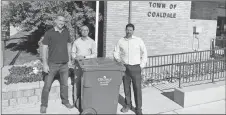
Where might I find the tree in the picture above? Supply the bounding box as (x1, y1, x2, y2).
(2, 1, 102, 41)
(2, 2, 10, 33)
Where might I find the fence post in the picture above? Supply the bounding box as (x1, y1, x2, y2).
(212, 60, 215, 83)
(199, 52, 202, 74)
(223, 39, 226, 54)
(211, 39, 215, 58)
(224, 47, 226, 64)
(179, 64, 182, 88)
(171, 54, 174, 82)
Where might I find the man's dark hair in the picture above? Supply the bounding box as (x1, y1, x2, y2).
(126, 23, 135, 30)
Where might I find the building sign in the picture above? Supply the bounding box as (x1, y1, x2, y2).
(147, 2, 177, 18)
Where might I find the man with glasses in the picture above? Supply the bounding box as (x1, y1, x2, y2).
(71, 25, 97, 111)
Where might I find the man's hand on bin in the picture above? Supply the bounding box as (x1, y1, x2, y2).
(76, 55, 85, 60)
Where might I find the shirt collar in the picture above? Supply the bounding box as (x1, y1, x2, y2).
(124, 35, 135, 40)
(54, 27, 64, 32)
(80, 36, 90, 41)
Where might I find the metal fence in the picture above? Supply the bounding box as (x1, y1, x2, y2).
(143, 48, 226, 88)
(177, 58, 225, 87)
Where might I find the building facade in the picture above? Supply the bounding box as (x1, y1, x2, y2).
(102, 1, 226, 57)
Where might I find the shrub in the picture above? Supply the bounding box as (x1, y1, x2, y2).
(4, 60, 43, 85)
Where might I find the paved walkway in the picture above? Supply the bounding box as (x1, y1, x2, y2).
(2, 86, 225, 114)
(161, 100, 225, 114)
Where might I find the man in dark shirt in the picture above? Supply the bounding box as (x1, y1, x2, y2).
(40, 14, 73, 113)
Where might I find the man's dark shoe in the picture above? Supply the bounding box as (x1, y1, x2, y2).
(63, 103, 74, 109)
(120, 106, 130, 113)
(135, 110, 143, 115)
(40, 106, 47, 113)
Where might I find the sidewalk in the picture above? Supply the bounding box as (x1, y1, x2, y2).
(2, 85, 225, 114)
(160, 100, 225, 114)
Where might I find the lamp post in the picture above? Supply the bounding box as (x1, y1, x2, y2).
(95, 1, 99, 56)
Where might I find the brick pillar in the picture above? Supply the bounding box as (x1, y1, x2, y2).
(103, 1, 107, 57)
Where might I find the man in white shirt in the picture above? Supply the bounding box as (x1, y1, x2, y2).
(113, 23, 147, 115)
(71, 25, 97, 110)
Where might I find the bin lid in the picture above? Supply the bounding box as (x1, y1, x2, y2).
(77, 58, 126, 72)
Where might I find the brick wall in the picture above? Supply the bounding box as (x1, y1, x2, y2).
(105, 1, 129, 57)
(105, 1, 217, 57)
(217, 8, 226, 17)
(2, 82, 73, 107)
(131, 1, 192, 56)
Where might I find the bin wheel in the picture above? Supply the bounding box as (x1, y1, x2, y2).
(81, 108, 97, 115)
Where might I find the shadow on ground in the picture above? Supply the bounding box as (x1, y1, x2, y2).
(5, 43, 17, 49)
(118, 94, 136, 113)
(161, 90, 174, 101)
(5, 27, 46, 55)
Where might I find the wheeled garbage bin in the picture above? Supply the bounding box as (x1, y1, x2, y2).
(77, 58, 125, 114)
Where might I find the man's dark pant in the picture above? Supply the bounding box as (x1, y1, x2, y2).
(123, 64, 142, 112)
(73, 60, 82, 107)
(41, 62, 69, 107)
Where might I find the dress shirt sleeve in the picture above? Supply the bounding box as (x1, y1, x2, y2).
(140, 39, 148, 68)
(71, 41, 77, 59)
(85, 40, 97, 58)
(113, 40, 121, 62)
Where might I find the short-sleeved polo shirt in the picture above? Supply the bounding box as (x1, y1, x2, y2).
(42, 28, 71, 63)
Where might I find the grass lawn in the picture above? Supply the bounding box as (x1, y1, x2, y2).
(3, 49, 18, 66)
(3, 38, 21, 65)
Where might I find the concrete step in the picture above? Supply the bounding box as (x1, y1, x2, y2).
(174, 81, 225, 107)
(174, 100, 225, 114)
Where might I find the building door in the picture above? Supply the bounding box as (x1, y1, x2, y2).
(215, 16, 226, 49)
(216, 16, 226, 37)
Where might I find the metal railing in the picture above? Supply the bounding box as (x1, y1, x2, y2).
(143, 48, 226, 88)
(177, 58, 225, 88)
